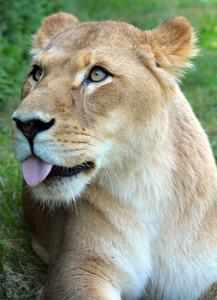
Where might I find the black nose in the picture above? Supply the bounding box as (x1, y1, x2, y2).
(13, 117, 55, 151)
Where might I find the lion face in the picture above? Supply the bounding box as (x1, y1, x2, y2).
(11, 13, 197, 205)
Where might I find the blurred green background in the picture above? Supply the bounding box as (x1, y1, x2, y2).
(0, 0, 216, 298)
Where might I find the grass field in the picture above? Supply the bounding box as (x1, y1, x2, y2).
(0, 0, 217, 298)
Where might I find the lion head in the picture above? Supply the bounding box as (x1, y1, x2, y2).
(11, 13, 197, 205)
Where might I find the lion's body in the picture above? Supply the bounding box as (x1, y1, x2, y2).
(11, 13, 217, 299)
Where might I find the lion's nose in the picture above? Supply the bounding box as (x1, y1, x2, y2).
(13, 117, 55, 150)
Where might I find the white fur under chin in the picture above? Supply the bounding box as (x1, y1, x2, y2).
(30, 173, 91, 207)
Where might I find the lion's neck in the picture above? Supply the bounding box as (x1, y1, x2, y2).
(94, 140, 175, 227)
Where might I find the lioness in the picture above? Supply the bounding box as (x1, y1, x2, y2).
(11, 13, 217, 300)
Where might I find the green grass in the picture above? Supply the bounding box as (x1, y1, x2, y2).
(0, 0, 217, 298)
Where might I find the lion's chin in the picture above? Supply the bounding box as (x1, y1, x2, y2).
(28, 167, 95, 207)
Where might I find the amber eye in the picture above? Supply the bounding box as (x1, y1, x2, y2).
(89, 67, 107, 82)
(32, 67, 43, 82)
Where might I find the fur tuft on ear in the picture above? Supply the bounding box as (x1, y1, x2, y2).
(31, 12, 78, 54)
(143, 17, 199, 78)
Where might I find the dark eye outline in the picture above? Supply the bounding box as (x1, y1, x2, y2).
(84, 66, 112, 85)
(30, 65, 43, 82)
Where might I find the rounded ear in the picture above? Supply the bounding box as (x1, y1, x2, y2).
(143, 17, 199, 77)
(32, 12, 78, 52)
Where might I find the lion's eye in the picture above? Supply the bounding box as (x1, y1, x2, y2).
(89, 67, 108, 82)
(32, 67, 43, 82)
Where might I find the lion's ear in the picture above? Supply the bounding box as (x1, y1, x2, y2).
(32, 12, 78, 52)
(143, 17, 198, 77)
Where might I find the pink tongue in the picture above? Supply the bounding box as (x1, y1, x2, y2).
(22, 156, 53, 187)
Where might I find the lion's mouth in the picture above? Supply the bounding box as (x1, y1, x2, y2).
(46, 161, 95, 179)
(22, 155, 95, 187)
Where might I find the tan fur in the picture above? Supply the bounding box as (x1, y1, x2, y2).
(199, 282, 217, 300)
(11, 13, 217, 300)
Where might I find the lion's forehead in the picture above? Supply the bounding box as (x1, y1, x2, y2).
(39, 47, 95, 70)
(44, 21, 141, 60)
(50, 20, 140, 44)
